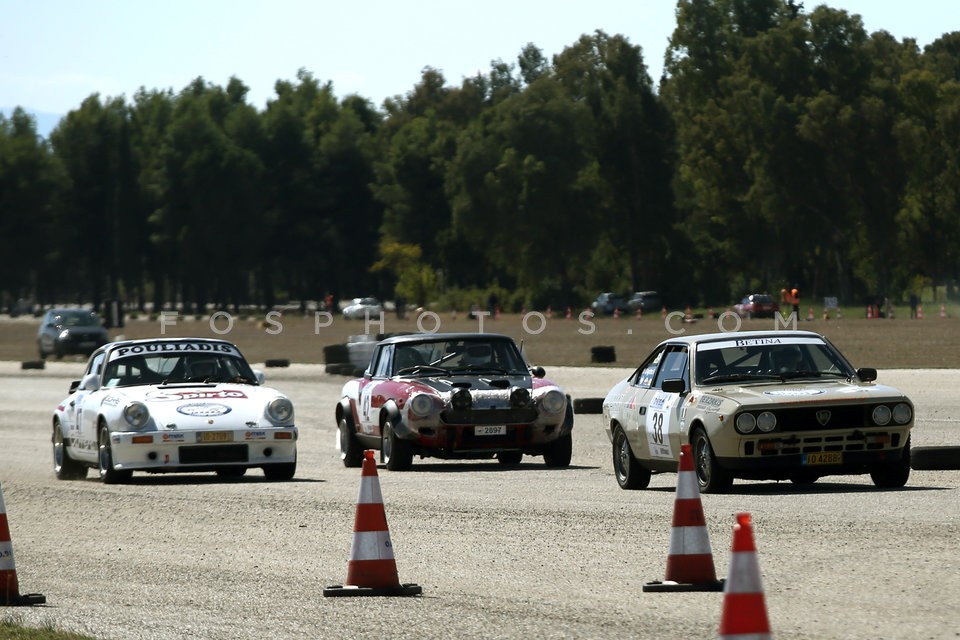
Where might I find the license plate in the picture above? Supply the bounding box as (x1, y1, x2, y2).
(475, 425, 506, 436)
(803, 451, 842, 465)
(199, 431, 233, 443)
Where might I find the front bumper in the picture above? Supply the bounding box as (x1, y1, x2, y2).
(109, 427, 298, 471)
(409, 422, 565, 457)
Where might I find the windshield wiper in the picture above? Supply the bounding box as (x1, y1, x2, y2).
(396, 364, 448, 376)
(701, 372, 782, 384)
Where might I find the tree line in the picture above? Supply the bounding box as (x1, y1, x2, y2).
(2, 0, 958, 316)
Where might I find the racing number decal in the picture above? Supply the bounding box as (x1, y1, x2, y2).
(645, 392, 676, 459)
(358, 383, 376, 435)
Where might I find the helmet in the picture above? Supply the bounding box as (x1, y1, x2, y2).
(187, 357, 218, 380)
(462, 344, 492, 366)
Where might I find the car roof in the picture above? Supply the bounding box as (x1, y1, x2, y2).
(377, 332, 517, 346)
(661, 329, 824, 348)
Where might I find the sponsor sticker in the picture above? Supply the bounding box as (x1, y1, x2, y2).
(176, 403, 232, 417)
(147, 389, 248, 401)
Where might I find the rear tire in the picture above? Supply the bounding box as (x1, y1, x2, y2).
(52, 420, 87, 480)
(382, 421, 413, 471)
(612, 427, 650, 489)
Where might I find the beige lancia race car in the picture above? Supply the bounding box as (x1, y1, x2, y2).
(602, 330, 913, 492)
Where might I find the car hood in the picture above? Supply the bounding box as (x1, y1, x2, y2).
(101, 383, 286, 429)
(699, 380, 908, 406)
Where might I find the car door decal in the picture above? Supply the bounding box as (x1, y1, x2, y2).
(646, 391, 677, 459)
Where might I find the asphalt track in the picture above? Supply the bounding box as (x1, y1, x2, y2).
(1, 362, 958, 640)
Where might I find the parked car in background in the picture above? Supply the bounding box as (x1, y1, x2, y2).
(602, 330, 913, 493)
(733, 293, 780, 319)
(626, 291, 662, 314)
(37, 307, 109, 359)
(51, 337, 298, 483)
(336, 332, 574, 470)
(590, 292, 628, 316)
(342, 297, 383, 320)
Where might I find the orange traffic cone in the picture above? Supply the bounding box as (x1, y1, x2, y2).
(1, 482, 45, 606)
(324, 451, 422, 597)
(643, 444, 724, 592)
(718, 513, 771, 639)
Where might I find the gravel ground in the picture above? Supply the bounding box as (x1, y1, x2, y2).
(0, 362, 958, 640)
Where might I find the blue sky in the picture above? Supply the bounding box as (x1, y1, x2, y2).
(1, 0, 954, 137)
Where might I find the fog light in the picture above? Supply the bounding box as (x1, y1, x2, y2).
(451, 388, 472, 411)
(510, 387, 531, 408)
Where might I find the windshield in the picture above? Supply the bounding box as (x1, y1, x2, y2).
(391, 338, 528, 376)
(102, 352, 258, 388)
(694, 336, 856, 385)
(57, 310, 100, 327)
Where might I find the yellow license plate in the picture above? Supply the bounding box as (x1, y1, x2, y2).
(803, 451, 842, 465)
(200, 431, 233, 443)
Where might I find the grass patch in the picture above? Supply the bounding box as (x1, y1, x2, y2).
(0, 616, 95, 640)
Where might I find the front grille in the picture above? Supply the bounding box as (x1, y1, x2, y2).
(744, 432, 901, 456)
(179, 444, 249, 464)
(441, 408, 538, 425)
(773, 404, 870, 431)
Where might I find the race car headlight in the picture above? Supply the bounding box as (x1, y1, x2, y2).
(756, 411, 777, 432)
(735, 413, 757, 434)
(266, 397, 295, 424)
(892, 403, 912, 424)
(539, 389, 565, 414)
(123, 401, 150, 429)
(410, 393, 436, 417)
(872, 405, 892, 426)
(509, 387, 531, 408)
(450, 388, 472, 411)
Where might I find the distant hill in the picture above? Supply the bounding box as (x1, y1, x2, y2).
(1, 107, 64, 139)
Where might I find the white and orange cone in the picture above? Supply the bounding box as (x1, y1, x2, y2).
(718, 512, 771, 639)
(1, 482, 45, 606)
(324, 450, 422, 597)
(644, 443, 724, 592)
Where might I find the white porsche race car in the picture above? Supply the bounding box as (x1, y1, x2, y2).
(51, 337, 298, 483)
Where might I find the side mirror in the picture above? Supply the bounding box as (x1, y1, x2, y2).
(662, 378, 686, 394)
(530, 366, 546, 378)
(857, 367, 877, 382)
(68, 380, 80, 394)
(78, 373, 100, 392)
(253, 369, 266, 385)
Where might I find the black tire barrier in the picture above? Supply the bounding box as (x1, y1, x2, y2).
(264, 359, 290, 368)
(323, 343, 350, 364)
(911, 446, 960, 471)
(325, 362, 356, 376)
(21, 360, 45, 370)
(573, 397, 605, 414)
(590, 345, 616, 363)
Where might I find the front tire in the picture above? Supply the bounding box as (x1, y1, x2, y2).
(338, 414, 363, 468)
(382, 421, 413, 471)
(53, 420, 87, 480)
(691, 428, 732, 493)
(263, 460, 296, 481)
(612, 427, 650, 489)
(543, 432, 572, 467)
(870, 438, 911, 488)
(98, 423, 132, 484)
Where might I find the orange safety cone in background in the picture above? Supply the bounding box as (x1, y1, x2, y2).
(643, 444, 724, 592)
(940, 303, 946, 319)
(324, 451, 422, 597)
(718, 513, 771, 639)
(806, 307, 814, 321)
(1, 482, 45, 606)
(918, 304, 924, 319)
